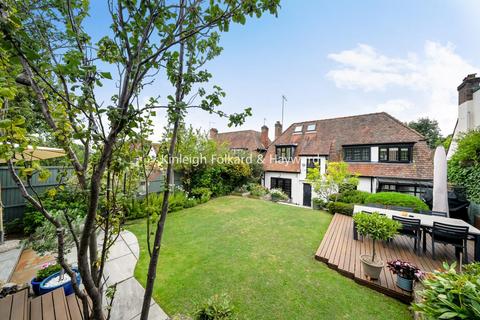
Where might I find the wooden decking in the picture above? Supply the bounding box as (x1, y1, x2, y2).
(0, 288, 89, 320)
(315, 213, 475, 302)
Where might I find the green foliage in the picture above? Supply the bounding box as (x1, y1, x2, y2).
(35, 263, 62, 281)
(23, 187, 87, 235)
(269, 188, 288, 202)
(193, 294, 236, 320)
(29, 210, 84, 255)
(364, 192, 429, 212)
(190, 160, 252, 197)
(312, 198, 326, 210)
(448, 130, 480, 203)
(326, 202, 354, 216)
(407, 118, 443, 148)
(190, 188, 212, 203)
(246, 183, 268, 197)
(353, 212, 400, 241)
(4, 218, 23, 234)
(328, 190, 370, 204)
(412, 262, 480, 320)
(306, 161, 359, 202)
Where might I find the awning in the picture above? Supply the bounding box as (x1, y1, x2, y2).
(0, 146, 66, 163)
(377, 178, 433, 188)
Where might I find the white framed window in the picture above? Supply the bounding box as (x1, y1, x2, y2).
(306, 124, 316, 131)
(294, 125, 303, 133)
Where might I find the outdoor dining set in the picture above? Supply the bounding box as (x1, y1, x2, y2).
(352, 204, 480, 263)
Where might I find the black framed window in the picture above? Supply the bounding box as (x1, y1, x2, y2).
(344, 146, 370, 162)
(275, 146, 296, 161)
(271, 178, 292, 198)
(307, 158, 320, 169)
(379, 145, 412, 163)
(378, 183, 425, 198)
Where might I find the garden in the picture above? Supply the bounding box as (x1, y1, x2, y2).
(128, 196, 411, 320)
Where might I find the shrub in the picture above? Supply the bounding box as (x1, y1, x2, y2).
(312, 198, 326, 210)
(269, 188, 288, 202)
(328, 190, 370, 204)
(364, 192, 429, 212)
(5, 218, 23, 234)
(193, 294, 236, 320)
(247, 183, 268, 197)
(190, 187, 212, 203)
(23, 187, 87, 235)
(339, 181, 357, 193)
(35, 263, 62, 281)
(413, 262, 480, 319)
(168, 192, 189, 212)
(326, 202, 354, 215)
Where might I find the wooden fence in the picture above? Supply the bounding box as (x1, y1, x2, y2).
(0, 167, 176, 223)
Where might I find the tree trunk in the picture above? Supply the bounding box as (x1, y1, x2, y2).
(140, 3, 185, 318)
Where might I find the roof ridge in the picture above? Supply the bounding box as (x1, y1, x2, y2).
(289, 112, 387, 126)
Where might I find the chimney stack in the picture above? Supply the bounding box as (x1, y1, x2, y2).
(209, 128, 218, 139)
(458, 73, 480, 105)
(274, 121, 282, 140)
(260, 125, 269, 148)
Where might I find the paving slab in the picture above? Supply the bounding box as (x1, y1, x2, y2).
(0, 247, 22, 282)
(103, 254, 137, 285)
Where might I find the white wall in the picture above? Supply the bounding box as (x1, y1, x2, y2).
(264, 171, 303, 205)
(357, 177, 374, 193)
(448, 89, 480, 159)
(371, 146, 379, 162)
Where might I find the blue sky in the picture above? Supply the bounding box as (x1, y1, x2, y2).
(87, 0, 480, 139)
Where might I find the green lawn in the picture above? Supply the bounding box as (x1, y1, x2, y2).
(127, 196, 411, 320)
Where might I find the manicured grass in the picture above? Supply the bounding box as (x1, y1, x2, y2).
(127, 196, 411, 319)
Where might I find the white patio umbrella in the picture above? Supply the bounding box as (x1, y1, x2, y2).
(432, 145, 449, 217)
(0, 146, 66, 244)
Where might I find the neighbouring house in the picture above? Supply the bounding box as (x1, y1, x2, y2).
(447, 73, 480, 159)
(263, 113, 434, 206)
(209, 125, 271, 154)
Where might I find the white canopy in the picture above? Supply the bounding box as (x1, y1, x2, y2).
(0, 146, 66, 163)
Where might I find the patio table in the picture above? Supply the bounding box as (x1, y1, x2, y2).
(352, 204, 480, 262)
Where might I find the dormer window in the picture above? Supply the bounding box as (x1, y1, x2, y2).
(276, 145, 296, 161)
(306, 124, 316, 131)
(294, 125, 303, 133)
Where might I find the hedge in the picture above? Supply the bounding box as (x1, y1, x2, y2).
(329, 190, 370, 204)
(364, 192, 429, 212)
(327, 202, 354, 216)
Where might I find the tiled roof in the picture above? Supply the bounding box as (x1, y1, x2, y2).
(215, 130, 270, 152)
(263, 112, 433, 179)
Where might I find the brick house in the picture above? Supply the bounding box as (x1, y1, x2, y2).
(209, 126, 271, 154)
(263, 112, 434, 206)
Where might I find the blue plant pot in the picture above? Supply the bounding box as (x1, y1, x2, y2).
(30, 278, 42, 296)
(396, 274, 414, 292)
(39, 268, 81, 296)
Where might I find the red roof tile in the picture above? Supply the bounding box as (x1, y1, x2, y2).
(263, 112, 433, 179)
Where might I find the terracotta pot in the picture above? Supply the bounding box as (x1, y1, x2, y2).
(360, 254, 384, 280)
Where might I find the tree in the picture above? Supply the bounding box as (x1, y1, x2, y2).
(0, 1, 279, 319)
(407, 118, 443, 148)
(448, 130, 480, 203)
(306, 161, 359, 202)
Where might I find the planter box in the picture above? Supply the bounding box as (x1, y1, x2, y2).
(39, 268, 81, 296)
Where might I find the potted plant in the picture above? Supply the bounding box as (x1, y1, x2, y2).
(353, 212, 400, 280)
(312, 198, 325, 210)
(387, 259, 424, 292)
(39, 267, 81, 296)
(31, 263, 62, 295)
(269, 188, 288, 202)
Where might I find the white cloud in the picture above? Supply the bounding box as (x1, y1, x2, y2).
(327, 41, 478, 133)
(375, 99, 413, 118)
